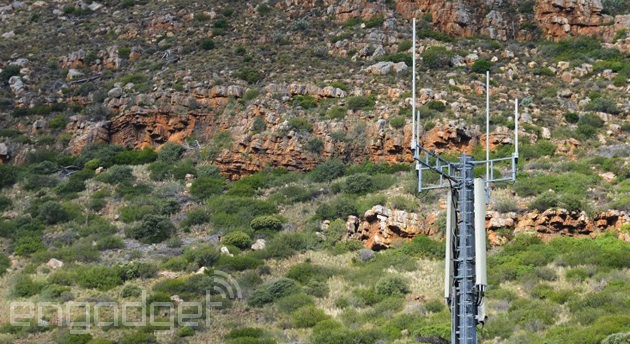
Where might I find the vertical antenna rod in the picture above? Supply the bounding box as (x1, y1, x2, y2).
(485, 71, 490, 185)
(514, 98, 519, 159)
(411, 18, 416, 149)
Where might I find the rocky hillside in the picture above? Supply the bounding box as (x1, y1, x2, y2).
(0, 1, 629, 343)
(0, 0, 628, 175)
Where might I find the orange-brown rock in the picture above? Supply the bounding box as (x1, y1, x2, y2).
(351, 208, 628, 249)
(348, 205, 437, 250)
(279, 0, 625, 45)
(66, 116, 111, 155)
(488, 209, 629, 242)
(534, 0, 628, 45)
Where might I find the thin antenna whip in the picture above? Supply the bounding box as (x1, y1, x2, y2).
(411, 18, 416, 149)
(485, 71, 490, 185)
(514, 98, 519, 158)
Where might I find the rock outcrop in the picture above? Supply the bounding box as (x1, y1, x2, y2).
(278, 0, 628, 45)
(535, 1, 629, 42)
(347, 206, 629, 249)
(487, 209, 629, 243)
(347, 205, 437, 250)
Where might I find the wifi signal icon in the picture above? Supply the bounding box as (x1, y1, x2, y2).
(212, 270, 243, 300)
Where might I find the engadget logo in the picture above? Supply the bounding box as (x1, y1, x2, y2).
(8, 270, 242, 335)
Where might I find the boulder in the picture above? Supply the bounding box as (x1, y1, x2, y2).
(8, 76, 24, 94)
(365, 61, 408, 75)
(349, 205, 435, 250)
(108, 87, 123, 98)
(251, 239, 266, 251)
(66, 69, 84, 80)
(220, 246, 233, 257)
(46, 258, 64, 269)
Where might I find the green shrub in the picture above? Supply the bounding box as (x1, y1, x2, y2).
(417, 28, 454, 42)
(535, 67, 555, 76)
(565, 112, 579, 123)
(235, 68, 262, 84)
(190, 177, 226, 199)
(248, 278, 300, 307)
(507, 298, 558, 327)
(255, 231, 318, 259)
(37, 201, 69, 225)
(126, 214, 175, 244)
(222, 231, 252, 249)
(287, 117, 313, 133)
(183, 244, 220, 268)
(471, 58, 492, 73)
(12, 274, 43, 297)
(566, 267, 591, 282)
(119, 331, 156, 344)
(399, 235, 444, 259)
(121, 284, 142, 298)
(113, 148, 157, 165)
(382, 52, 412, 66)
(96, 235, 124, 250)
(364, 16, 384, 28)
(157, 142, 184, 163)
(75, 266, 122, 290)
(115, 181, 151, 199)
(343, 17, 362, 27)
(421, 46, 453, 69)
(541, 36, 619, 62)
(342, 173, 373, 194)
(603, 332, 630, 344)
(425, 299, 446, 313)
(147, 161, 172, 180)
(118, 262, 157, 280)
(559, 193, 585, 211)
(389, 116, 405, 129)
(375, 276, 410, 296)
(310, 158, 345, 182)
(96, 165, 135, 184)
(305, 137, 324, 154)
(315, 196, 358, 220)
(48, 269, 74, 286)
(311, 320, 353, 344)
(225, 327, 265, 339)
(286, 263, 334, 284)
(0, 253, 9, 275)
(293, 95, 318, 109)
(216, 255, 263, 271)
(0, 195, 12, 212)
(347, 96, 375, 111)
(14, 235, 46, 256)
(426, 100, 446, 112)
(0, 164, 19, 189)
(397, 40, 412, 52)
(40, 284, 72, 301)
(200, 38, 216, 50)
(327, 106, 346, 120)
(182, 207, 211, 227)
(23, 174, 59, 191)
(292, 306, 330, 328)
(276, 293, 315, 313)
(250, 215, 282, 231)
(320, 219, 347, 245)
(0, 65, 21, 84)
(585, 98, 620, 114)
(516, 171, 598, 198)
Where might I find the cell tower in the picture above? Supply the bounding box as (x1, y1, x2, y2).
(409, 19, 519, 344)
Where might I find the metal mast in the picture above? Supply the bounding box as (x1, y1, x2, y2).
(410, 20, 519, 344)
